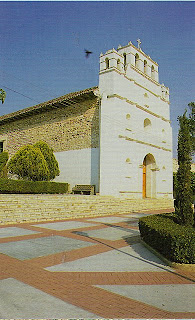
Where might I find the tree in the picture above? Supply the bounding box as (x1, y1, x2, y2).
(191, 172, 195, 202)
(175, 111, 194, 226)
(0, 89, 6, 104)
(8, 145, 49, 181)
(174, 171, 195, 206)
(188, 102, 195, 155)
(34, 141, 60, 180)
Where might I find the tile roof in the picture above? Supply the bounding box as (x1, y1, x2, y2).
(0, 86, 99, 124)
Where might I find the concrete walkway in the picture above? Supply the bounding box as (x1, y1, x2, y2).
(0, 209, 194, 319)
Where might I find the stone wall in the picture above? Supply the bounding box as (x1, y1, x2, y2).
(0, 194, 174, 225)
(0, 97, 99, 156)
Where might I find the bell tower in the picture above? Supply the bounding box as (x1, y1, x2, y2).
(99, 40, 173, 199)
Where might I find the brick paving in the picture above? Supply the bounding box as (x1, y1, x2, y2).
(0, 209, 194, 319)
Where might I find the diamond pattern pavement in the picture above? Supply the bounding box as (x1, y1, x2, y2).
(34, 220, 98, 230)
(95, 284, 195, 312)
(86, 216, 131, 223)
(0, 227, 39, 238)
(0, 278, 98, 318)
(0, 211, 194, 319)
(0, 235, 94, 260)
(46, 243, 171, 272)
(83, 226, 139, 241)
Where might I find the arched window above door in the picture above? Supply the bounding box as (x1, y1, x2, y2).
(144, 118, 151, 130)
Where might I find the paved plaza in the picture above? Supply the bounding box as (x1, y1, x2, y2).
(0, 209, 194, 319)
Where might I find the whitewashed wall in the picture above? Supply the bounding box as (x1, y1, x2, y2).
(99, 42, 173, 198)
(54, 148, 99, 192)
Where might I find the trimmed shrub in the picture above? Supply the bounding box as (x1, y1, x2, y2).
(8, 145, 49, 181)
(0, 152, 8, 178)
(139, 213, 195, 264)
(0, 178, 69, 194)
(34, 141, 60, 180)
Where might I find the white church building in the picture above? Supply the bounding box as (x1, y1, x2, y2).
(98, 40, 173, 198)
(0, 40, 173, 199)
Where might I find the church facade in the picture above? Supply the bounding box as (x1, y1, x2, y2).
(0, 41, 173, 198)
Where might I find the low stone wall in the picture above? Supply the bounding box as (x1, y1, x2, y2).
(0, 194, 174, 225)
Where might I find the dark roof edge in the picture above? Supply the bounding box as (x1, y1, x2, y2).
(0, 86, 99, 124)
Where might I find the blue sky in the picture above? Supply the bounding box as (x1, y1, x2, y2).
(0, 1, 194, 158)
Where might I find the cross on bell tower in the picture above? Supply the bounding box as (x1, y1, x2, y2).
(137, 38, 141, 49)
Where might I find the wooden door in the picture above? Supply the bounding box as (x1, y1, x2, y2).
(143, 158, 146, 198)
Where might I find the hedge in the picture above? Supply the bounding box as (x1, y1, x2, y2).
(139, 213, 195, 264)
(0, 178, 69, 194)
(0, 152, 9, 172)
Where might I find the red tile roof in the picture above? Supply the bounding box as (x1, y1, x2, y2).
(0, 86, 99, 124)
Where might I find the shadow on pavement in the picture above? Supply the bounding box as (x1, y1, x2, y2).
(72, 230, 195, 283)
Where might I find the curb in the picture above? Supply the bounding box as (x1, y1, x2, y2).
(140, 239, 195, 271)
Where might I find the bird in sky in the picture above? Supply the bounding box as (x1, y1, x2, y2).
(85, 49, 93, 58)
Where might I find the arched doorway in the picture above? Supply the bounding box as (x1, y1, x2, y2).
(142, 154, 156, 198)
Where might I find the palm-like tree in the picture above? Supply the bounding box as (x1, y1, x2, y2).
(0, 89, 6, 104)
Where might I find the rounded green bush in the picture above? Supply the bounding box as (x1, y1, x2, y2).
(34, 141, 60, 180)
(8, 145, 49, 181)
